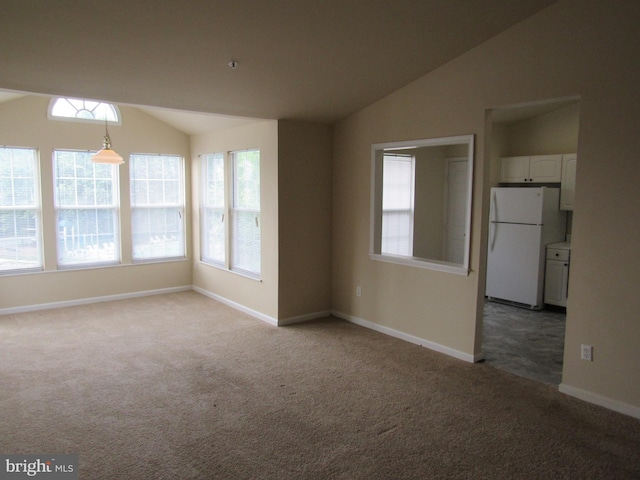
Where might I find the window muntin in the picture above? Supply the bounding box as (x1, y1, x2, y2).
(381, 154, 414, 256)
(49, 97, 122, 125)
(130, 154, 185, 261)
(0, 147, 42, 272)
(54, 150, 120, 267)
(200, 150, 261, 278)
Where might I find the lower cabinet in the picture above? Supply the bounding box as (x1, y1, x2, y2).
(544, 247, 569, 307)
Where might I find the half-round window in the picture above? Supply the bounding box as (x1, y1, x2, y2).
(48, 97, 122, 125)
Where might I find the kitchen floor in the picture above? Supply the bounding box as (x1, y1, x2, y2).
(482, 300, 566, 385)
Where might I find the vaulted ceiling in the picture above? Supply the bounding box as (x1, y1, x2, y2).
(0, 0, 557, 129)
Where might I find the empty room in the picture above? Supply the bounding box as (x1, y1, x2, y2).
(1, 1, 639, 478)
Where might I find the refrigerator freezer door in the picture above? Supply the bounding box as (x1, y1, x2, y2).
(486, 223, 544, 307)
(491, 187, 544, 225)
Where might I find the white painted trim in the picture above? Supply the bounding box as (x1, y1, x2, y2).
(278, 310, 332, 326)
(332, 310, 476, 363)
(192, 286, 278, 327)
(559, 383, 640, 420)
(0, 286, 192, 316)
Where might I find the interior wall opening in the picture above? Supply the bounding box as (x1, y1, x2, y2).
(481, 97, 581, 386)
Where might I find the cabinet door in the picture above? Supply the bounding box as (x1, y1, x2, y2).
(529, 155, 562, 182)
(544, 259, 568, 307)
(560, 154, 577, 210)
(500, 156, 530, 183)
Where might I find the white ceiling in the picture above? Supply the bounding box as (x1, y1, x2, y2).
(0, 1, 558, 132)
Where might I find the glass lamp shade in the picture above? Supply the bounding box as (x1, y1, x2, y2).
(92, 130, 124, 165)
(92, 147, 124, 164)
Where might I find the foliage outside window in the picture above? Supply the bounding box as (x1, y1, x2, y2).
(201, 149, 261, 278)
(0, 147, 42, 272)
(130, 154, 185, 261)
(53, 150, 120, 267)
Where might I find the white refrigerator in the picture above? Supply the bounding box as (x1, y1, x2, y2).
(486, 187, 566, 309)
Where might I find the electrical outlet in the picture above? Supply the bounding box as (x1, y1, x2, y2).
(581, 344, 593, 361)
(356, 286, 362, 297)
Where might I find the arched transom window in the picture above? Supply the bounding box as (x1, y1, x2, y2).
(48, 97, 122, 125)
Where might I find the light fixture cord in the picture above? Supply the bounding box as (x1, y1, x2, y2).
(103, 118, 112, 149)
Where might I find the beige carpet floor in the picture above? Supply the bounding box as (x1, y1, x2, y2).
(1, 291, 639, 479)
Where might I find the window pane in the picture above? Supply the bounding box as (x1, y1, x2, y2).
(233, 150, 260, 210)
(382, 155, 413, 210)
(0, 147, 42, 272)
(382, 211, 413, 256)
(54, 150, 119, 266)
(231, 210, 261, 275)
(56, 209, 118, 265)
(130, 154, 184, 261)
(132, 207, 184, 259)
(202, 207, 225, 265)
(203, 153, 225, 207)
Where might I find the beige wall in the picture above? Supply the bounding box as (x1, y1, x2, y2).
(413, 147, 445, 260)
(190, 120, 280, 321)
(277, 120, 333, 322)
(333, 0, 640, 412)
(505, 102, 580, 157)
(0, 95, 192, 309)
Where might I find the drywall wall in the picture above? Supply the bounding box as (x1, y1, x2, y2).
(277, 120, 333, 322)
(413, 147, 446, 260)
(506, 102, 580, 156)
(0, 95, 192, 310)
(332, 0, 640, 413)
(190, 120, 280, 321)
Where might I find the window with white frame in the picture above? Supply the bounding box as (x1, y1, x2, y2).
(0, 147, 43, 272)
(381, 154, 414, 256)
(201, 153, 225, 266)
(231, 150, 261, 276)
(53, 150, 120, 267)
(130, 154, 185, 261)
(201, 149, 261, 278)
(49, 97, 121, 125)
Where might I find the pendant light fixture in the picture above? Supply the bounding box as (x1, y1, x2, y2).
(92, 119, 124, 165)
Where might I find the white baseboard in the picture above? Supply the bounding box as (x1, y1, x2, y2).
(192, 286, 278, 327)
(0, 286, 192, 316)
(332, 310, 477, 363)
(278, 310, 332, 326)
(559, 383, 640, 420)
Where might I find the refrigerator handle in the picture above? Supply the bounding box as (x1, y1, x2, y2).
(490, 191, 497, 252)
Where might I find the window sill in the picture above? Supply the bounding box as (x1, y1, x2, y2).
(369, 253, 469, 276)
(196, 260, 262, 282)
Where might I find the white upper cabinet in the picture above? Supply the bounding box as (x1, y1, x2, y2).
(560, 153, 577, 210)
(500, 154, 562, 183)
